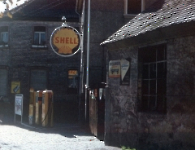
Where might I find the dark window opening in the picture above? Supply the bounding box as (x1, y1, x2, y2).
(128, 0, 141, 14)
(67, 70, 78, 94)
(30, 70, 47, 91)
(138, 44, 166, 113)
(0, 69, 8, 96)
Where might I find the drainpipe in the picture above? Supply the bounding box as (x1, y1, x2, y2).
(75, 0, 85, 94)
(76, 0, 86, 123)
(85, 0, 90, 121)
(80, 0, 85, 94)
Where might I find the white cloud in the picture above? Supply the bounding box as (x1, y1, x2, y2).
(0, 1, 6, 13)
(0, 0, 29, 14)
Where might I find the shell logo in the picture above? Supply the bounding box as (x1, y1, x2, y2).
(50, 26, 81, 57)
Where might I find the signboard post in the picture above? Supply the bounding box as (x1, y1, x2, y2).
(14, 94, 23, 124)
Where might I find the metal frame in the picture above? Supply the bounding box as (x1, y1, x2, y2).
(34, 31, 46, 45)
(50, 25, 82, 57)
(141, 46, 166, 111)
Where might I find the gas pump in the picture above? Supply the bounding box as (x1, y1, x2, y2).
(29, 88, 34, 125)
(35, 91, 42, 125)
(42, 90, 53, 127)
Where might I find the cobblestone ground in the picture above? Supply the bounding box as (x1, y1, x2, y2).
(0, 123, 121, 150)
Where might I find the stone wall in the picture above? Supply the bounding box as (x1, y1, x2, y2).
(9, 21, 80, 97)
(145, 0, 158, 10)
(84, 0, 125, 87)
(0, 20, 81, 122)
(105, 35, 195, 150)
(0, 0, 126, 123)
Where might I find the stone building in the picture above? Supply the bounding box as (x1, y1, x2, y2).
(0, 0, 126, 124)
(0, 0, 83, 123)
(101, 0, 195, 149)
(87, 0, 166, 140)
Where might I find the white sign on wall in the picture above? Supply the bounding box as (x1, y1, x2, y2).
(14, 94, 23, 123)
(109, 60, 121, 78)
(15, 94, 23, 115)
(120, 59, 130, 85)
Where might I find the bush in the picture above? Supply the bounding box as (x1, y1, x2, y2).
(121, 146, 136, 150)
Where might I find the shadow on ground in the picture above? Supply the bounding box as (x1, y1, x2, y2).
(1, 118, 94, 139)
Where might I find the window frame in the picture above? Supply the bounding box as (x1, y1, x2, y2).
(0, 26, 9, 48)
(124, 0, 145, 18)
(32, 26, 47, 49)
(138, 44, 167, 114)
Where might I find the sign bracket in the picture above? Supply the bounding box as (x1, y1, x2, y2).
(50, 17, 82, 57)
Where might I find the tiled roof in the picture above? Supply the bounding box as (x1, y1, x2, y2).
(101, 0, 195, 45)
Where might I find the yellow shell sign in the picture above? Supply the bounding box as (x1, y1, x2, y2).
(50, 26, 81, 57)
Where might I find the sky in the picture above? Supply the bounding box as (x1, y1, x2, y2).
(0, 0, 30, 14)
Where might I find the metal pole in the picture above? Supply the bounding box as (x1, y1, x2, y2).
(85, 0, 90, 121)
(78, 0, 85, 123)
(79, 0, 85, 94)
(14, 95, 16, 123)
(21, 94, 23, 124)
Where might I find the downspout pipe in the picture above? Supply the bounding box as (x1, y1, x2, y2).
(85, 0, 90, 121)
(75, 0, 85, 95)
(75, 0, 85, 123)
(80, 0, 85, 94)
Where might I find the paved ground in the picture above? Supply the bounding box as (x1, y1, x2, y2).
(0, 122, 121, 150)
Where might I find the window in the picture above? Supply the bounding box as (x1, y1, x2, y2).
(0, 26, 8, 47)
(124, 0, 145, 15)
(128, 0, 141, 14)
(138, 44, 166, 113)
(32, 26, 47, 48)
(68, 70, 78, 93)
(0, 69, 8, 96)
(30, 69, 47, 91)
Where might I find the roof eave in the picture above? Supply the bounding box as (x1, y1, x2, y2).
(103, 21, 195, 50)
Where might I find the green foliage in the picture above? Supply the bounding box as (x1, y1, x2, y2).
(121, 146, 136, 150)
